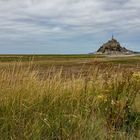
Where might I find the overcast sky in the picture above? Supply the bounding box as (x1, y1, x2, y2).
(0, 0, 140, 54)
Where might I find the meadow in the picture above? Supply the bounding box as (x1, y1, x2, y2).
(0, 54, 140, 140)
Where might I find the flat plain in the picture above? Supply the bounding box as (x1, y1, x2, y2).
(0, 54, 140, 139)
(1, 54, 140, 72)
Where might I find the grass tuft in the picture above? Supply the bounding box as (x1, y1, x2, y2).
(0, 62, 139, 140)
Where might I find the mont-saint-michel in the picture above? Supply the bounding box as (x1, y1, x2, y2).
(96, 36, 134, 55)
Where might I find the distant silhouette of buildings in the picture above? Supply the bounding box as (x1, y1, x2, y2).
(96, 36, 133, 55)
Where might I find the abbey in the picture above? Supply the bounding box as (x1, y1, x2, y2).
(96, 36, 133, 55)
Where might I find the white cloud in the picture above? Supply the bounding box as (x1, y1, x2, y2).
(0, 0, 140, 34)
(0, 0, 140, 53)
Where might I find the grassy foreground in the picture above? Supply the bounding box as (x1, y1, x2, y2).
(0, 61, 140, 140)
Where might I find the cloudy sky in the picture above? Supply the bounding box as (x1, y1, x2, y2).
(0, 0, 140, 54)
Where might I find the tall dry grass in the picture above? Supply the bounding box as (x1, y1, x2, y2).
(0, 62, 139, 140)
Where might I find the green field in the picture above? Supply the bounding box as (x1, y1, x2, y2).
(0, 54, 140, 64)
(0, 54, 140, 139)
(0, 54, 140, 68)
(1, 54, 140, 76)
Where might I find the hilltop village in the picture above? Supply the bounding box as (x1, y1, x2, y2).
(96, 36, 133, 55)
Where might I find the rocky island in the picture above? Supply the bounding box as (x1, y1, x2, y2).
(96, 36, 133, 55)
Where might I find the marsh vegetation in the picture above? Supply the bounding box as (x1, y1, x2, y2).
(0, 55, 140, 139)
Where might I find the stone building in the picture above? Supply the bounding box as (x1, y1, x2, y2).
(96, 36, 133, 55)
